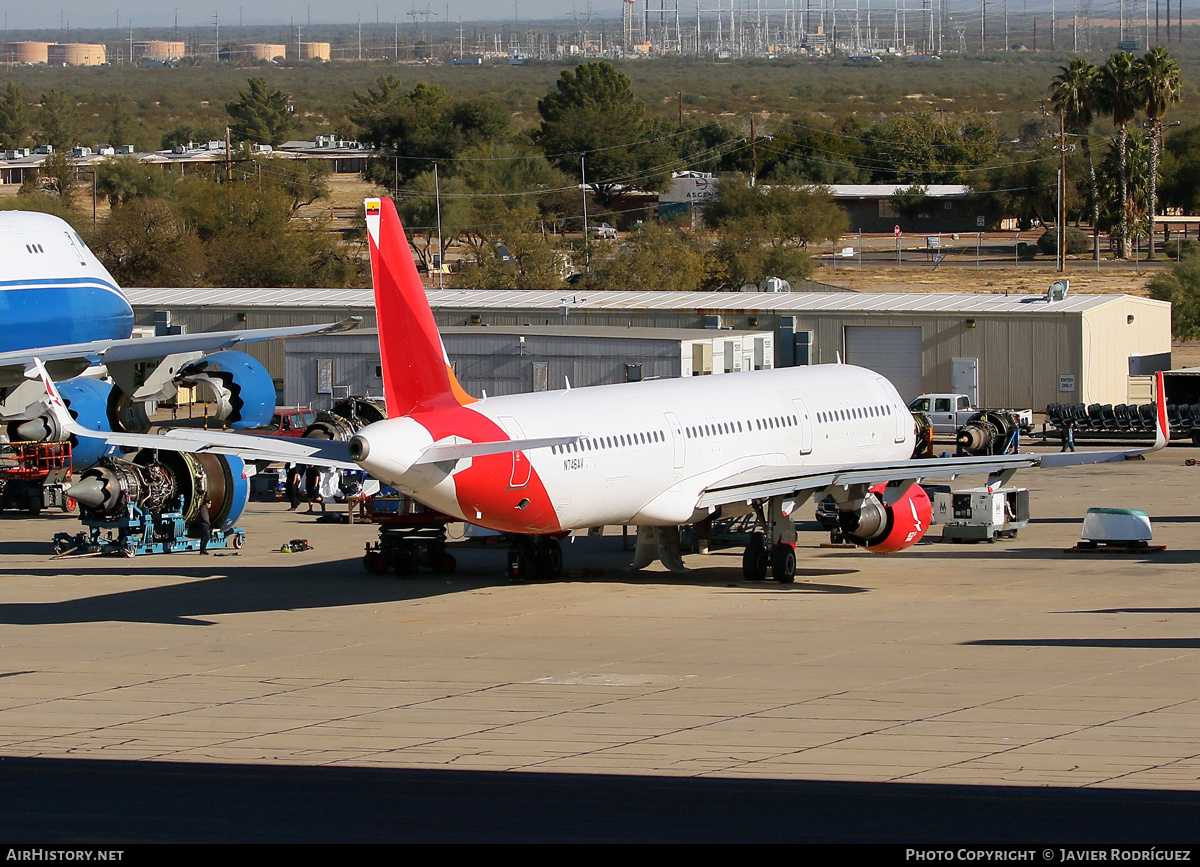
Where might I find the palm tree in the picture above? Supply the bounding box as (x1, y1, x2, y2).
(1135, 46, 1182, 260)
(1098, 51, 1143, 259)
(1051, 57, 1102, 262)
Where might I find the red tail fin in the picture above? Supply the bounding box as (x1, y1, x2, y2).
(364, 198, 475, 418)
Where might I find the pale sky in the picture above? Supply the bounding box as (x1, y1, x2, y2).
(2, 2, 627, 31)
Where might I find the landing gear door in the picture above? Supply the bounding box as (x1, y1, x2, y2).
(663, 412, 685, 470)
(497, 416, 531, 489)
(790, 398, 813, 455)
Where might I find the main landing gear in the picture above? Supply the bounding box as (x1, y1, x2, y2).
(507, 535, 564, 582)
(741, 495, 803, 584)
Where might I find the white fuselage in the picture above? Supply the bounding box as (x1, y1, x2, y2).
(355, 363, 916, 533)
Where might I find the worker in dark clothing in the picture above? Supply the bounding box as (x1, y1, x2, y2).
(305, 465, 324, 513)
(197, 499, 212, 554)
(285, 464, 302, 511)
(1060, 420, 1076, 452)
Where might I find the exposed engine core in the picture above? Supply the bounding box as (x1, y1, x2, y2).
(303, 397, 387, 441)
(956, 410, 1024, 456)
(68, 451, 249, 527)
(177, 350, 275, 431)
(839, 483, 932, 553)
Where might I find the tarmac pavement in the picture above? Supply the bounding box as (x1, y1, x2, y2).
(2, 444, 1200, 841)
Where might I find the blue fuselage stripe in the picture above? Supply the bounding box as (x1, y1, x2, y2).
(0, 283, 134, 351)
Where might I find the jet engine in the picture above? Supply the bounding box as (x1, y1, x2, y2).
(174, 350, 276, 431)
(5, 377, 117, 470)
(68, 450, 249, 527)
(837, 482, 932, 553)
(955, 410, 1023, 457)
(302, 397, 387, 441)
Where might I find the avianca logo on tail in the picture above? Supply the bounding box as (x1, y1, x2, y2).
(365, 197, 381, 248)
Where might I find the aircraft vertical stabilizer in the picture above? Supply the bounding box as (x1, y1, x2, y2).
(364, 197, 476, 417)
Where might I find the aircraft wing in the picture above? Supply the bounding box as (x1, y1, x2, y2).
(697, 375, 1168, 510)
(33, 359, 356, 468)
(0, 317, 362, 379)
(88, 427, 358, 469)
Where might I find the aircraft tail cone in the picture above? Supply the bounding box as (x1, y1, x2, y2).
(66, 478, 108, 510)
(14, 418, 52, 442)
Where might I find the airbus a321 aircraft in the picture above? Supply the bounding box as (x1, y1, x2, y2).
(35, 197, 1169, 581)
(0, 210, 357, 468)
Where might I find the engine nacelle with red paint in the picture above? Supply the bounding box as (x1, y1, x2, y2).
(839, 482, 931, 553)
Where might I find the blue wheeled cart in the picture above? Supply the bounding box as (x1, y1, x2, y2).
(52, 501, 246, 558)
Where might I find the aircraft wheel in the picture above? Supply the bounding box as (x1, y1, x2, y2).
(741, 534, 768, 581)
(534, 538, 563, 580)
(771, 543, 796, 584)
(395, 544, 420, 576)
(363, 551, 390, 574)
(506, 549, 529, 583)
(432, 551, 457, 574)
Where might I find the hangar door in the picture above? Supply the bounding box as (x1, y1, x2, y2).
(844, 326, 923, 401)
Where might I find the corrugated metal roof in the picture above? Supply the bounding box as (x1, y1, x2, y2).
(825, 184, 969, 198)
(124, 287, 1154, 316)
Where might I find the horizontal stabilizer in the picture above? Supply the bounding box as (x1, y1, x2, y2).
(416, 435, 583, 465)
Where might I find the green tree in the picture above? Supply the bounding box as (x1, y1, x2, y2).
(968, 142, 1077, 231)
(95, 156, 172, 207)
(591, 222, 710, 292)
(0, 83, 32, 149)
(226, 77, 294, 147)
(1096, 129, 1152, 246)
(760, 117, 870, 185)
(1051, 56, 1102, 262)
(1135, 46, 1182, 260)
(104, 97, 137, 148)
(351, 79, 510, 187)
(1148, 249, 1200, 339)
(703, 176, 846, 290)
(253, 157, 332, 213)
(862, 110, 1000, 184)
(704, 175, 847, 248)
(455, 201, 568, 292)
(161, 122, 222, 150)
(21, 149, 76, 206)
(890, 185, 932, 231)
(1098, 51, 1144, 258)
(37, 90, 81, 149)
(1161, 124, 1200, 214)
(535, 62, 675, 206)
(394, 171, 474, 271)
(93, 198, 205, 287)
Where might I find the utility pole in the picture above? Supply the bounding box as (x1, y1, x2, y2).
(750, 113, 757, 186)
(435, 163, 444, 289)
(581, 156, 590, 272)
(1057, 112, 1066, 273)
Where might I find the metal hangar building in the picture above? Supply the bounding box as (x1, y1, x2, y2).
(124, 288, 1171, 410)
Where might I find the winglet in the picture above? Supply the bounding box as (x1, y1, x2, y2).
(30, 358, 86, 438)
(1152, 369, 1169, 451)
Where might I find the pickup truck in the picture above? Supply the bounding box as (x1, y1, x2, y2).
(908, 394, 1033, 436)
